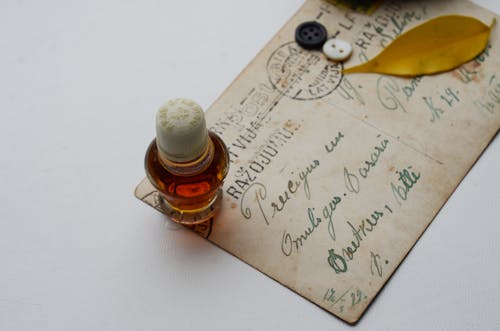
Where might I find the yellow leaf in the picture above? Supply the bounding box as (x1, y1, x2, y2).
(343, 15, 494, 76)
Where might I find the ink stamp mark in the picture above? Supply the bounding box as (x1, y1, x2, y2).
(266, 42, 343, 101)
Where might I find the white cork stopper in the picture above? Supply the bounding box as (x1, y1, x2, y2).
(155, 98, 209, 163)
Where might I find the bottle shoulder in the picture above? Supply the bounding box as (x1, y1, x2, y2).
(145, 131, 229, 188)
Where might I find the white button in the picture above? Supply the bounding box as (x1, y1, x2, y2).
(322, 38, 352, 61)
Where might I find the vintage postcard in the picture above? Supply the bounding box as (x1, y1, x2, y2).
(136, 0, 500, 323)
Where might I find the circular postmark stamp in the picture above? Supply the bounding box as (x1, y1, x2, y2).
(266, 41, 343, 101)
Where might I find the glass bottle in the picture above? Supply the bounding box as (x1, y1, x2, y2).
(145, 98, 229, 224)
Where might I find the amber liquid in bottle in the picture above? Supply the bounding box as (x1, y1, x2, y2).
(145, 131, 229, 224)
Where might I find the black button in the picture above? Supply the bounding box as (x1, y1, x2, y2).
(295, 21, 328, 50)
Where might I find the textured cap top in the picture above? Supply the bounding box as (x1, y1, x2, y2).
(155, 98, 208, 163)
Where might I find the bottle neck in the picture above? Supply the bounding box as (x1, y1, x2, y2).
(157, 137, 214, 176)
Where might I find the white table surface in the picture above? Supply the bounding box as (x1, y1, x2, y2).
(1, 1, 499, 330)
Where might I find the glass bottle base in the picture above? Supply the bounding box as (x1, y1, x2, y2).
(158, 188, 222, 225)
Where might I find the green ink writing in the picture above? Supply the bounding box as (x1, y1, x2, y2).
(328, 248, 347, 273)
(423, 96, 444, 123)
(282, 207, 322, 256)
(377, 75, 406, 113)
(474, 74, 500, 115)
(240, 159, 320, 224)
(402, 76, 423, 100)
(424, 88, 461, 123)
(344, 167, 360, 193)
(370, 251, 383, 277)
(327, 205, 391, 273)
(391, 166, 421, 205)
(358, 137, 389, 179)
(336, 77, 365, 105)
(325, 131, 345, 153)
(343, 136, 390, 193)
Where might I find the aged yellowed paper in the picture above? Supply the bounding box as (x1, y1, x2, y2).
(136, 0, 500, 323)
